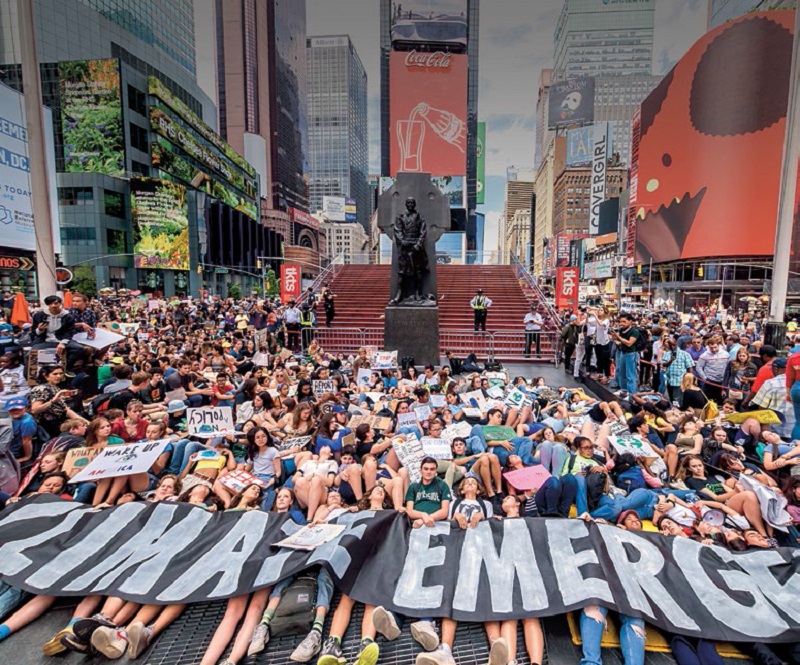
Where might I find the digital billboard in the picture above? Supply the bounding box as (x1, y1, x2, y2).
(390, 0, 468, 47)
(390, 51, 467, 177)
(547, 77, 595, 130)
(432, 176, 465, 208)
(566, 125, 612, 167)
(323, 196, 346, 221)
(59, 59, 124, 176)
(345, 198, 357, 223)
(0, 82, 60, 253)
(131, 178, 189, 271)
(476, 122, 486, 204)
(633, 12, 794, 263)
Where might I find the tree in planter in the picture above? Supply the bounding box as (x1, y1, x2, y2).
(264, 269, 280, 297)
(228, 282, 242, 300)
(70, 265, 97, 296)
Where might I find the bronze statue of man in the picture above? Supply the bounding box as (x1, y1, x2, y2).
(390, 196, 430, 304)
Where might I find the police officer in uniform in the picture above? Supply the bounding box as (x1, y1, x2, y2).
(470, 289, 492, 332)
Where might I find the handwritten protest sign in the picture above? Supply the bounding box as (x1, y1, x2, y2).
(63, 446, 104, 478)
(69, 439, 170, 484)
(482, 425, 517, 442)
(608, 435, 659, 459)
(371, 350, 398, 369)
(187, 406, 235, 438)
(442, 421, 472, 442)
(73, 328, 125, 350)
(414, 405, 433, 423)
(313, 380, 335, 398)
(393, 434, 425, 483)
(421, 437, 452, 460)
(461, 390, 486, 409)
(136, 332, 150, 344)
(461, 407, 482, 419)
(279, 436, 312, 452)
(429, 394, 446, 409)
(503, 465, 552, 492)
(504, 388, 532, 409)
(274, 523, 346, 550)
(396, 412, 418, 429)
(357, 368, 373, 386)
(117, 322, 139, 336)
(219, 469, 265, 494)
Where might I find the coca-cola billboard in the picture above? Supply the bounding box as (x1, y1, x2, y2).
(390, 52, 467, 177)
(556, 267, 580, 312)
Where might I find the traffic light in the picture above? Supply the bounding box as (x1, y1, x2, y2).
(197, 264, 202, 275)
(257, 259, 262, 270)
(697, 266, 704, 277)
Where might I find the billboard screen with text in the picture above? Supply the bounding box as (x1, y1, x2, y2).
(390, 51, 467, 177)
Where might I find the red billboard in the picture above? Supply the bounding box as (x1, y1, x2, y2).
(556, 267, 579, 312)
(390, 51, 467, 177)
(633, 11, 794, 263)
(280, 264, 302, 304)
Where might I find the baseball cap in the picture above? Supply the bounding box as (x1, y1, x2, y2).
(167, 400, 187, 414)
(5, 397, 28, 411)
(570, 315, 578, 321)
(111, 357, 124, 365)
(773, 358, 788, 369)
(617, 509, 639, 526)
(331, 404, 346, 413)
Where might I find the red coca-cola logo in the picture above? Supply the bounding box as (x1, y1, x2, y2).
(404, 50, 452, 70)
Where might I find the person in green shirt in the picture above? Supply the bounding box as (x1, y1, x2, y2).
(404, 457, 452, 525)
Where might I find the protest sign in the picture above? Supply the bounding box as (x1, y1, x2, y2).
(69, 439, 170, 483)
(487, 386, 505, 400)
(372, 350, 397, 369)
(421, 437, 452, 460)
(363, 392, 385, 404)
(442, 421, 472, 442)
(393, 434, 425, 483)
(723, 410, 783, 426)
(136, 332, 149, 344)
(62, 446, 104, 479)
(187, 406, 235, 438)
(254, 329, 269, 350)
(274, 523, 347, 550)
(218, 469, 265, 494)
(148, 299, 160, 311)
(482, 425, 517, 442)
(503, 466, 552, 492)
(414, 405, 433, 423)
(461, 407, 482, 419)
(117, 322, 139, 336)
(461, 390, 486, 409)
(504, 388, 532, 409)
(608, 435, 659, 459)
(252, 352, 270, 367)
(313, 380, 335, 398)
(357, 368, 373, 386)
(280, 436, 312, 452)
(5, 498, 800, 643)
(26, 348, 61, 383)
(429, 394, 446, 408)
(397, 412, 418, 429)
(608, 421, 631, 437)
(73, 328, 125, 350)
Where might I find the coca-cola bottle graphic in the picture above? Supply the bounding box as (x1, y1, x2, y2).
(417, 103, 466, 153)
(397, 102, 466, 172)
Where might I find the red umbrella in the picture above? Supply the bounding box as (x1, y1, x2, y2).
(10, 292, 31, 327)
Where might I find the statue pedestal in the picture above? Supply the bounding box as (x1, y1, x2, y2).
(384, 305, 440, 366)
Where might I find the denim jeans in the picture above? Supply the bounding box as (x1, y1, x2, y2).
(536, 441, 570, 476)
(0, 580, 27, 621)
(72, 482, 96, 504)
(573, 473, 588, 516)
(580, 606, 645, 665)
(398, 425, 423, 440)
(669, 635, 723, 665)
(166, 440, 206, 475)
(791, 380, 800, 440)
(270, 567, 334, 610)
(590, 488, 658, 523)
(535, 475, 578, 516)
(617, 352, 639, 395)
(184, 394, 204, 408)
(254, 473, 276, 511)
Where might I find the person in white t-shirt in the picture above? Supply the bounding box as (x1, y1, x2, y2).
(523, 305, 544, 358)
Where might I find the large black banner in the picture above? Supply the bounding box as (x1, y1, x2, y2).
(1, 497, 799, 643)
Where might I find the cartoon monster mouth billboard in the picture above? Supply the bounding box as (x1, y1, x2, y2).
(633, 11, 794, 264)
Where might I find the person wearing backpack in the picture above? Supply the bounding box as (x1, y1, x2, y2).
(610, 313, 640, 395)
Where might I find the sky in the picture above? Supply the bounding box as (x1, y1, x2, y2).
(306, 0, 708, 253)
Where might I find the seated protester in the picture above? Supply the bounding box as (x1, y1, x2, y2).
(663, 416, 704, 479)
(451, 437, 502, 499)
(679, 373, 707, 416)
(110, 400, 149, 443)
(675, 454, 769, 536)
(235, 426, 279, 511)
(334, 445, 365, 505)
(138, 368, 167, 411)
(394, 400, 423, 439)
(313, 412, 349, 457)
(211, 372, 236, 407)
(293, 445, 338, 522)
(108, 371, 152, 415)
(6, 397, 37, 463)
(166, 400, 189, 436)
(531, 426, 570, 476)
(505, 454, 578, 517)
(701, 425, 744, 465)
(443, 391, 465, 419)
(103, 364, 133, 394)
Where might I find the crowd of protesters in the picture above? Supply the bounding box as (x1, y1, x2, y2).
(0, 290, 798, 665)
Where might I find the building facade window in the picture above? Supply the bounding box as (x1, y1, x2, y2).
(58, 187, 94, 206)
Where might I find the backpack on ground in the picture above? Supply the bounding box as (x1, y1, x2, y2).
(269, 573, 318, 637)
(400, 356, 415, 371)
(484, 361, 503, 372)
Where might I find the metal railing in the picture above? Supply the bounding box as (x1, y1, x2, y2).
(310, 327, 560, 364)
(510, 252, 561, 330)
(329, 250, 506, 266)
(298, 253, 345, 307)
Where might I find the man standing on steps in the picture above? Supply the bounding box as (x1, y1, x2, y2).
(524, 304, 543, 358)
(470, 288, 492, 332)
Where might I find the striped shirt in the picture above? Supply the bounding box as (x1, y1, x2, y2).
(696, 349, 730, 383)
(662, 349, 695, 386)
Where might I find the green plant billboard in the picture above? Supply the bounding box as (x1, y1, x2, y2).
(59, 59, 124, 176)
(131, 178, 189, 271)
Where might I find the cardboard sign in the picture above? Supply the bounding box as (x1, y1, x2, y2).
(117, 322, 139, 336)
(348, 414, 392, 431)
(69, 439, 171, 483)
(487, 386, 505, 400)
(397, 412, 419, 429)
(363, 392, 386, 404)
(62, 446, 104, 479)
(482, 425, 517, 442)
(137, 332, 150, 343)
(187, 406, 235, 438)
(393, 434, 425, 484)
(313, 380, 335, 398)
(357, 368, 374, 386)
(608, 435, 659, 460)
(280, 436, 312, 452)
(442, 421, 472, 442)
(460, 390, 486, 409)
(503, 465, 552, 492)
(72, 328, 125, 351)
(505, 388, 532, 409)
(429, 394, 446, 408)
(421, 437, 452, 460)
(252, 352, 270, 367)
(414, 405, 433, 423)
(372, 350, 397, 369)
(274, 523, 346, 550)
(26, 348, 61, 383)
(461, 407, 482, 419)
(608, 421, 631, 437)
(148, 299, 160, 311)
(218, 469, 265, 494)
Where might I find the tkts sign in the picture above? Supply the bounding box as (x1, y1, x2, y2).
(404, 51, 453, 70)
(556, 267, 579, 311)
(280, 264, 301, 304)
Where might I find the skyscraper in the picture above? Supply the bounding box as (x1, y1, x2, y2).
(501, 167, 535, 263)
(307, 36, 369, 234)
(708, 0, 796, 29)
(534, 69, 553, 171)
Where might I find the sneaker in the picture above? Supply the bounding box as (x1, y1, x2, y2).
(248, 622, 270, 656)
(490, 493, 504, 514)
(410, 621, 439, 651)
(91, 626, 128, 659)
(488, 637, 508, 665)
(73, 615, 115, 643)
(354, 642, 380, 665)
(127, 621, 152, 659)
(42, 626, 73, 656)
(317, 637, 345, 665)
(372, 606, 401, 641)
(416, 644, 456, 665)
(60, 630, 93, 654)
(291, 630, 322, 662)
